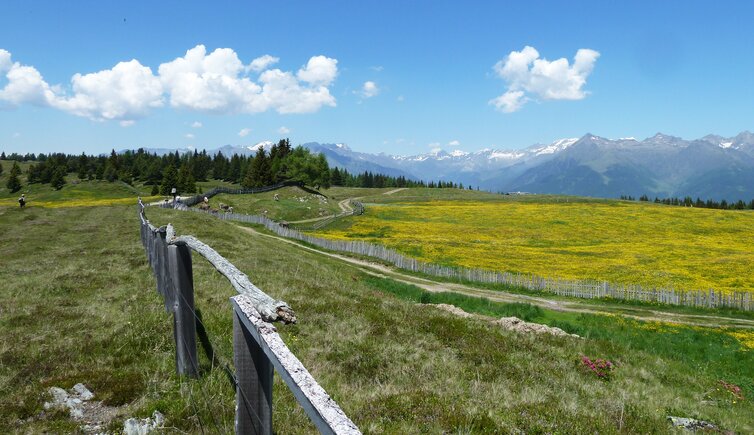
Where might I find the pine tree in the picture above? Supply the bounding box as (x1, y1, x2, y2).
(177, 162, 196, 193)
(330, 167, 343, 186)
(243, 149, 272, 188)
(0, 161, 3, 176)
(151, 184, 159, 196)
(50, 167, 66, 190)
(6, 161, 21, 192)
(160, 165, 178, 195)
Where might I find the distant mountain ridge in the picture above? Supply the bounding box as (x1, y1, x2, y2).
(128, 131, 754, 201)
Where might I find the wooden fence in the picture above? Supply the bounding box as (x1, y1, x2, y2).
(179, 180, 303, 207)
(138, 200, 360, 434)
(171, 203, 753, 312)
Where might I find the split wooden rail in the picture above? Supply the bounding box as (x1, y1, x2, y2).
(137, 199, 360, 434)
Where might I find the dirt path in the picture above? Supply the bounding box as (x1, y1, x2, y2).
(337, 198, 353, 213)
(383, 188, 408, 195)
(234, 224, 754, 330)
(288, 214, 336, 224)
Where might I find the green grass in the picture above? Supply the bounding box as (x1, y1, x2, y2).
(2, 202, 753, 433)
(204, 186, 341, 221)
(0, 161, 156, 207)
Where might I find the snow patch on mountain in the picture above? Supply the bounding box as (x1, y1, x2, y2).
(531, 137, 579, 156)
(248, 141, 274, 152)
(489, 151, 525, 160)
(719, 141, 734, 149)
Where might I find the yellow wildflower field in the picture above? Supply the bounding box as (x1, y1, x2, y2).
(317, 199, 754, 294)
(0, 196, 160, 208)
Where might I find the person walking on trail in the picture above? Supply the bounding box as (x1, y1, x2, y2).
(18, 194, 26, 208)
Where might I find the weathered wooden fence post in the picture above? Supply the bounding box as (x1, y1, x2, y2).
(233, 311, 273, 435)
(168, 242, 199, 378)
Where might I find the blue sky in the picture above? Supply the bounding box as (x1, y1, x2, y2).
(1, 1, 753, 155)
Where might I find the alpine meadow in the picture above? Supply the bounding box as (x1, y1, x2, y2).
(2, 2, 754, 434)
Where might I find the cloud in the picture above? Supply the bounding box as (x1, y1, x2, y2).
(296, 55, 338, 86)
(238, 127, 251, 137)
(185, 133, 195, 139)
(0, 49, 58, 108)
(370, 66, 384, 72)
(278, 126, 290, 135)
(120, 120, 135, 127)
(247, 54, 279, 72)
(360, 81, 379, 98)
(489, 90, 526, 113)
(191, 121, 202, 128)
(0, 49, 162, 122)
(490, 46, 600, 112)
(448, 140, 460, 147)
(54, 60, 164, 121)
(0, 45, 339, 122)
(160, 45, 337, 114)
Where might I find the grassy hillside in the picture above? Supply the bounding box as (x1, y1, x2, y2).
(315, 188, 754, 294)
(205, 186, 342, 221)
(1, 199, 752, 432)
(0, 160, 160, 207)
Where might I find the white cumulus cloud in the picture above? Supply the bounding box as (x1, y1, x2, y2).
(360, 81, 379, 98)
(53, 59, 164, 121)
(191, 121, 202, 128)
(159, 45, 337, 114)
(296, 55, 338, 86)
(238, 127, 251, 137)
(0, 49, 58, 107)
(278, 126, 290, 135)
(247, 54, 279, 72)
(0, 49, 162, 122)
(185, 133, 195, 139)
(0, 45, 339, 123)
(490, 46, 600, 113)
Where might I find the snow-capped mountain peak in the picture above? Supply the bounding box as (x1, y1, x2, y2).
(248, 141, 274, 152)
(530, 137, 579, 156)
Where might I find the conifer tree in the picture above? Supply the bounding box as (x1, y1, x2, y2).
(243, 149, 272, 188)
(50, 166, 67, 190)
(6, 161, 21, 192)
(159, 164, 178, 195)
(177, 162, 196, 193)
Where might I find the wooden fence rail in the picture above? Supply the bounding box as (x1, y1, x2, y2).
(137, 200, 360, 434)
(171, 203, 753, 312)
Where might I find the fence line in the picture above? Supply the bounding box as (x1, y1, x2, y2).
(168, 203, 752, 312)
(138, 200, 360, 434)
(179, 180, 303, 207)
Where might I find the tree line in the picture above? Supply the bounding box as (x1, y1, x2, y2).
(2, 140, 468, 194)
(620, 194, 754, 210)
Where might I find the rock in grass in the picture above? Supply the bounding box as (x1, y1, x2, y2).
(73, 383, 94, 401)
(124, 411, 165, 435)
(667, 416, 718, 431)
(495, 316, 580, 338)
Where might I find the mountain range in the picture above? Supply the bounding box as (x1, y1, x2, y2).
(134, 131, 754, 201)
